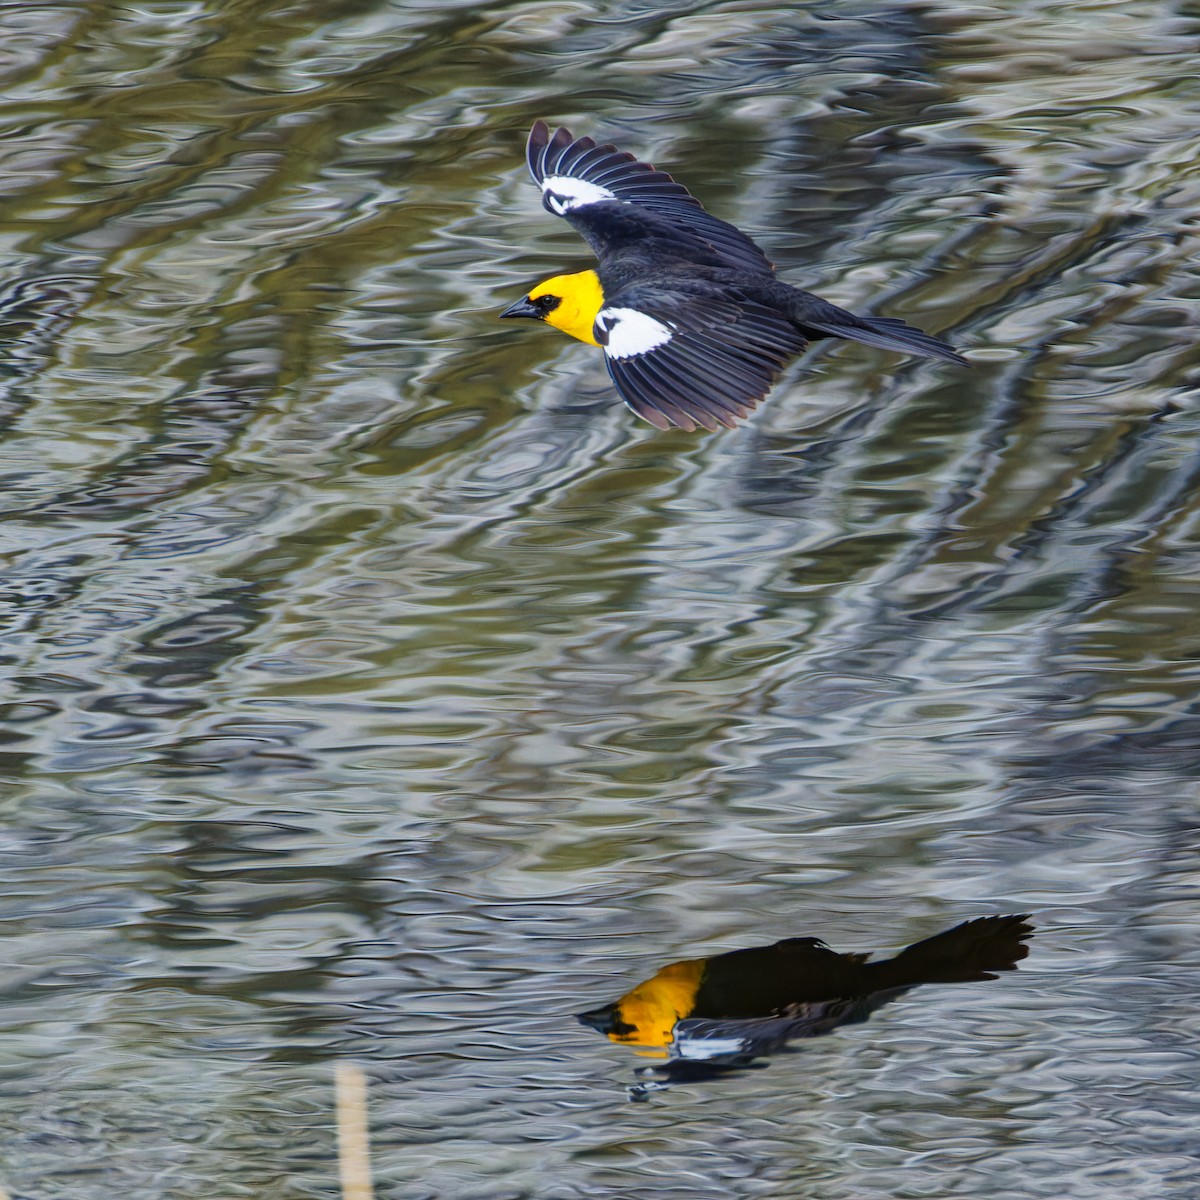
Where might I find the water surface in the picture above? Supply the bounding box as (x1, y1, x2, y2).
(2, 1, 1198, 1197)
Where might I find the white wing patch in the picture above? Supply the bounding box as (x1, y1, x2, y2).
(542, 174, 617, 214)
(595, 307, 674, 358)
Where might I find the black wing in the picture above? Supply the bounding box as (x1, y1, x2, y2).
(593, 290, 808, 431)
(526, 120, 774, 274)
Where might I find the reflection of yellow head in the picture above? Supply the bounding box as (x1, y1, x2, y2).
(606, 959, 706, 1048)
(528, 270, 604, 345)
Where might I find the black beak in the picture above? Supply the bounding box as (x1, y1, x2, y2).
(500, 295, 541, 320)
(576, 1004, 626, 1036)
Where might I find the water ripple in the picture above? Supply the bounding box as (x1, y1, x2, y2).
(1, 1, 1198, 1197)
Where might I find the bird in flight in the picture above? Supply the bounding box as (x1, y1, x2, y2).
(502, 121, 968, 432)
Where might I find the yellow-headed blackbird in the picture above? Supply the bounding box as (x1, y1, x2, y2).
(578, 915, 1032, 1053)
(501, 121, 968, 432)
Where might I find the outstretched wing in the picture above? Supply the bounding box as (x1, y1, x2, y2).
(593, 289, 808, 431)
(526, 120, 774, 274)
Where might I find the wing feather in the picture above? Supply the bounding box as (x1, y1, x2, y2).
(623, 360, 708, 431)
(645, 352, 752, 423)
(631, 355, 742, 431)
(596, 291, 808, 431)
(526, 121, 773, 273)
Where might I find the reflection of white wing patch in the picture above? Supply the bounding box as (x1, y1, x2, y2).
(674, 1034, 751, 1061)
(542, 175, 616, 214)
(595, 307, 674, 358)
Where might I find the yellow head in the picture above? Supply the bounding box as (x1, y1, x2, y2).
(499, 269, 603, 346)
(576, 958, 706, 1052)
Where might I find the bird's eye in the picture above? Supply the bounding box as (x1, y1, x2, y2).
(535, 294, 561, 315)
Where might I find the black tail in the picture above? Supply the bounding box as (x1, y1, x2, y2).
(868, 915, 1033, 990)
(806, 313, 969, 366)
(784, 289, 969, 366)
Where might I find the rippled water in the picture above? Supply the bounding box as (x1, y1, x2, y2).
(3, 1, 1199, 1197)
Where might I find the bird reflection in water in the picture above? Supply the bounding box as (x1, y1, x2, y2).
(578, 915, 1033, 1098)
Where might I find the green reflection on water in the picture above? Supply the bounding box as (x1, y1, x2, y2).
(1, 1, 1198, 1198)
